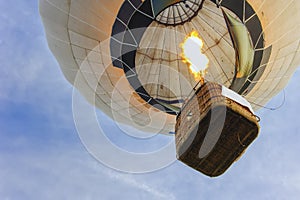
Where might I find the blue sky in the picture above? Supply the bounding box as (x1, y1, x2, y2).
(0, 1, 300, 199)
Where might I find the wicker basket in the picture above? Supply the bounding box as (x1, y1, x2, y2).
(175, 82, 260, 177)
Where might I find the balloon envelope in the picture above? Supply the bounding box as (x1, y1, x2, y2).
(39, 0, 300, 134)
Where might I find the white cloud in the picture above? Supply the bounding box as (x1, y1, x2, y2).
(0, 136, 176, 200)
(106, 171, 176, 200)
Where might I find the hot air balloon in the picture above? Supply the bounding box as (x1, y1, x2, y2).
(39, 0, 300, 176)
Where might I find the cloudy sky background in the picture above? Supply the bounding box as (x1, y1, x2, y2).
(0, 1, 300, 199)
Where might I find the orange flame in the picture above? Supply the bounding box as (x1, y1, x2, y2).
(180, 30, 209, 80)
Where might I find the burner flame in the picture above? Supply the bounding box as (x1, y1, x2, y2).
(180, 30, 209, 80)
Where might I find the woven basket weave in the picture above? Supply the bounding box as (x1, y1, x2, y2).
(175, 82, 260, 177)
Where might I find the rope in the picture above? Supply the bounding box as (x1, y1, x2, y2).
(136, 51, 181, 63)
(237, 132, 246, 147)
(254, 115, 261, 122)
(247, 89, 286, 111)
